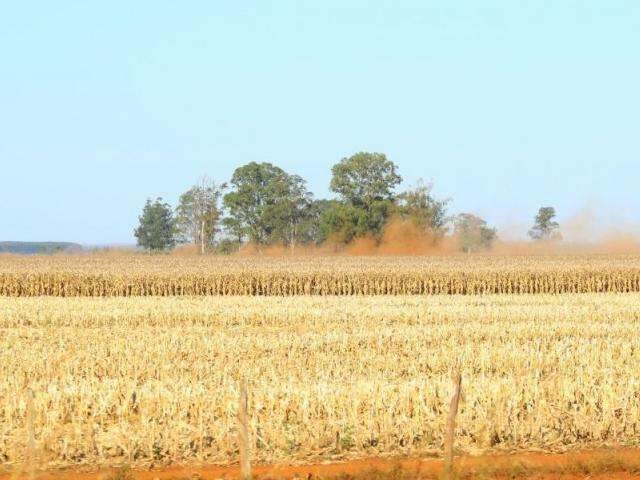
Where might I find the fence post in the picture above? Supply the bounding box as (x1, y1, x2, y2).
(443, 371, 462, 479)
(238, 380, 251, 480)
(26, 388, 36, 480)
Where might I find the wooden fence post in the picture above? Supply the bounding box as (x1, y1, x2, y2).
(238, 380, 251, 480)
(26, 388, 36, 480)
(443, 371, 462, 479)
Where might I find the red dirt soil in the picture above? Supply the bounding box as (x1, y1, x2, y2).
(2, 449, 640, 480)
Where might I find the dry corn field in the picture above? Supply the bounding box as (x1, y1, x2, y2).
(1, 254, 640, 296)
(1, 276, 640, 470)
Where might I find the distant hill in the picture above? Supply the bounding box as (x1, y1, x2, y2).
(0, 241, 83, 254)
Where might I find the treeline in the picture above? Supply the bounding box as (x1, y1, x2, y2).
(134, 152, 560, 254)
(0, 242, 82, 255)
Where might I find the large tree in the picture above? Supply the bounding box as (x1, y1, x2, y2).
(330, 152, 402, 206)
(222, 162, 312, 247)
(395, 180, 449, 236)
(454, 213, 497, 253)
(134, 198, 176, 252)
(528, 206, 561, 241)
(175, 176, 225, 254)
(328, 152, 402, 239)
(265, 173, 314, 250)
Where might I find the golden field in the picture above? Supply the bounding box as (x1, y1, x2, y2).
(2, 293, 640, 469)
(1, 254, 640, 296)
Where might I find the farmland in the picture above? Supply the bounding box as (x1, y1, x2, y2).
(1, 254, 640, 296)
(2, 265, 640, 474)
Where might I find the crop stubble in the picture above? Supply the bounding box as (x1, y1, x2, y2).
(1, 292, 639, 469)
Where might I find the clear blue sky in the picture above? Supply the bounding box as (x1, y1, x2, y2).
(1, 1, 638, 244)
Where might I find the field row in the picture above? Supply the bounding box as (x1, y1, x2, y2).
(2, 254, 640, 296)
(2, 294, 640, 468)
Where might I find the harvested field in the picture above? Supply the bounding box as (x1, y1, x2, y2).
(1, 255, 640, 296)
(2, 294, 639, 470)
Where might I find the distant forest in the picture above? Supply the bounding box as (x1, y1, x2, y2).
(0, 241, 82, 255)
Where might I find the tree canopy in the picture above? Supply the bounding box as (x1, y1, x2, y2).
(327, 152, 402, 239)
(222, 162, 313, 247)
(175, 177, 225, 254)
(528, 207, 561, 241)
(134, 198, 176, 251)
(330, 152, 402, 206)
(454, 213, 497, 253)
(129, 153, 559, 254)
(394, 180, 449, 236)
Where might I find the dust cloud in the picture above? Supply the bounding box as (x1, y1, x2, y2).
(234, 209, 640, 257)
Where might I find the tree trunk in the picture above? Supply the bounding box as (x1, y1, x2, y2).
(290, 222, 297, 255)
(201, 219, 206, 255)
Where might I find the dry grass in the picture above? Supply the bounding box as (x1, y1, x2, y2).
(1, 254, 640, 296)
(1, 294, 639, 470)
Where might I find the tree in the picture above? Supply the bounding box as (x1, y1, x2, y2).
(395, 180, 449, 236)
(528, 207, 561, 241)
(318, 201, 367, 244)
(175, 176, 225, 254)
(134, 198, 176, 252)
(328, 152, 402, 240)
(330, 152, 402, 206)
(299, 199, 336, 244)
(222, 162, 313, 247)
(265, 173, 313, 251)
(221, 216, 245, 245)
(222, 162, 286, 244)
(454, 213, 497, 253)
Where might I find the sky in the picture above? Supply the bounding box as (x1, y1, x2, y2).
(1, 1, 639, 245)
